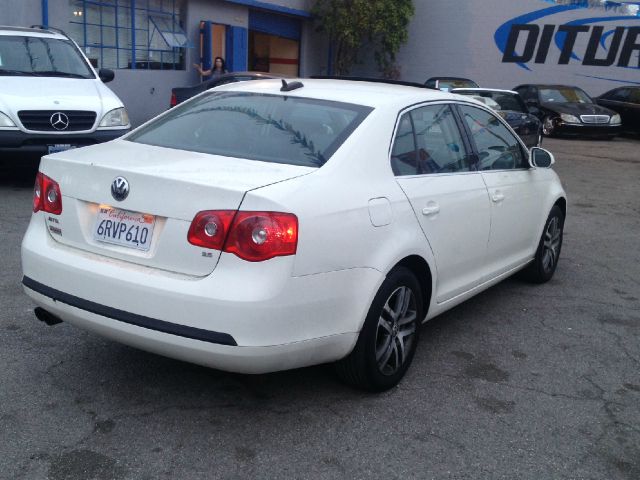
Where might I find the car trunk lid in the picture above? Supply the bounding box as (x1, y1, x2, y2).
(38, 140, 314, 276)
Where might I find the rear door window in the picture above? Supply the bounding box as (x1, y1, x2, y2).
(391, 104, 471, 175)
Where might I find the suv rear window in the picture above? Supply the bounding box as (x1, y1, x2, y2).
(127, 92, 373, 167)
(0, 35, 94, 78)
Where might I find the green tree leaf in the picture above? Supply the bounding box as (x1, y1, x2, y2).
(312, 0, 414, 77)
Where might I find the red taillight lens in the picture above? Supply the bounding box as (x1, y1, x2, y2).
(187, 210, 298, 262)
(33, 172, 43, 212)
(33, 172, 62, 215)
(187, 210, 235, 250)
(170, 92, 177, 107)
(225, 212, 298, 262)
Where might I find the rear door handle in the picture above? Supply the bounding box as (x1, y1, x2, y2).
(422, 203, 440, 216)
(491, 192, 505, 203)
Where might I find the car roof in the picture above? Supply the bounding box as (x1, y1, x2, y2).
(515, 84, 584, 89)
(214, 78, 467, 109)
(0, 26, 65, 39)
(452, 88, 517, 94)
(605, 85, 640, 90)
(427, 76, 475, 81)
(220, 71, 285, 78)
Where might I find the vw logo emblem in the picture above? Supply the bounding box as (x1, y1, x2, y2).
(111, 176, 130, 202)
(50, 112, 70, 131)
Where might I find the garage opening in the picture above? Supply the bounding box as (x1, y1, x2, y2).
(248, 10, 300, 76)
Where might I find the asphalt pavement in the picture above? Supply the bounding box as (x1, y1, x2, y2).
(0, 137, 639, 480)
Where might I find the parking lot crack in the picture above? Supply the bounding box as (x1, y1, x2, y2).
(600, 329, 640, 367)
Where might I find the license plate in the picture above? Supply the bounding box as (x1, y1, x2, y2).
(93, 206, 155, 251)
(48, 144, 76, 154)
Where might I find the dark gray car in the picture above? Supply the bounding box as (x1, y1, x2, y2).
(170, 72, 282, 107)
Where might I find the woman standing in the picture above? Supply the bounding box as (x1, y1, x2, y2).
(193, 56, 228, 80)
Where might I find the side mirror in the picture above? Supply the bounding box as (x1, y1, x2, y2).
(98, 68, 115, 83)
(530, 147, 555, 168)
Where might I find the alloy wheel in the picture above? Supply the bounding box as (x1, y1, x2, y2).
(542, 216, 561, 273)
(542, 117, 555, 136)
(375, 286, 417, 376)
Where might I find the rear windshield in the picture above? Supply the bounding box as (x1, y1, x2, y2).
(128, 92, 373, 167)
(0, 35, 94, 78)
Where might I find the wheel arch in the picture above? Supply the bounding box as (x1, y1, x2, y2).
(554, 196, 567, 219)
(392, 255, 433, 321)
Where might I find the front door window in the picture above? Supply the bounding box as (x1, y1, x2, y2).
(458, 105, 527, 171)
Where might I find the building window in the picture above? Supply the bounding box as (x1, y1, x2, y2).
(69, 0, 187, 70)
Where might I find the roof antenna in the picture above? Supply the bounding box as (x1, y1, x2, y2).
(281, 79, 304, 92)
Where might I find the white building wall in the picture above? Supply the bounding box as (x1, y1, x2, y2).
(357, 0, 640, 97)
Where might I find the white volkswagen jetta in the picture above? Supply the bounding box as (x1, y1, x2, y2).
(21, 79, 566, 391)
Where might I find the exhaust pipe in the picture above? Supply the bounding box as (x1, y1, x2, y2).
(34, 307, 63, 326)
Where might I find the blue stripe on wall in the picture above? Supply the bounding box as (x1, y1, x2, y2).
(223, 0, 311, 18)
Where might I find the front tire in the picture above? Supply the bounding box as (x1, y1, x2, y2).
(335, 267, 423, 391)
(542, 116, 555, 137)
(524, 205, 564, 283)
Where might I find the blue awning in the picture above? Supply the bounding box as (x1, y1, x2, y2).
(249, 9, 302, 39)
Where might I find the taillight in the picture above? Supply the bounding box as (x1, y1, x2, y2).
(170, 92, 177, 107)
(225, 212, 298, 262)
(187, 210, 235, 250)
(187, 210, 298, 262)
(33, 172, 62, 215)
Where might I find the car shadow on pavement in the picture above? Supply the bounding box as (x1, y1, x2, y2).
(35, 275, 532, 408)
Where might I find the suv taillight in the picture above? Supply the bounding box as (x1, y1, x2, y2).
(170, 92, 177, 107)
(33, 172, 62, 215)
(188, 210, 298, 262)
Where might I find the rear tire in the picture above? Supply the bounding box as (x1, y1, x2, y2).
(335, 267, 423, 391)
(523, 205, 564, 283)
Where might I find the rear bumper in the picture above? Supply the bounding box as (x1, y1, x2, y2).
(23, 276, 237, 346)
(0, 128, 129, 150)
(24, 285, 358, 374)
(21, 214, 381, 373)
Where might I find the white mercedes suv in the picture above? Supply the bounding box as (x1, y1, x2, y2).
(0, 26, 130, 155)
